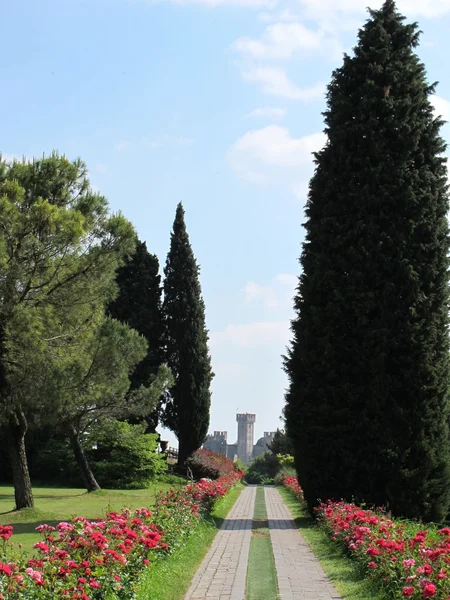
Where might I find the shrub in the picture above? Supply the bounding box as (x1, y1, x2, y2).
(186, 449, 241, 480)
(280, 473, 305, 506)
(245, 452, 280, 484)
(88, 421, 167, 489)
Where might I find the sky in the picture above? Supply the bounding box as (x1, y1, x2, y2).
(1, 0, 450, 449)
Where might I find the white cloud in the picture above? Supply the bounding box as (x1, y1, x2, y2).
(229, 125, 325, 176)
(114, 140, 130, 151)
(274, 273, 297, 289)
(430, 95, 450, 122)
(242, 66, 325, 100)
(258, 9, 302, 23)
(211, 320, 290, 348)
(228, 125, 325, 193)
(248, 107, 286, 120)
(244, 273, 297, 308)
(244, 281, 279, 307)
(234, 22, 323, 60)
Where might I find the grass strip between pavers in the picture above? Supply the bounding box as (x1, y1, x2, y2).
(135, 483, 244, 600)
(245, 486, 279, 600)
(277, 486, 386, 600)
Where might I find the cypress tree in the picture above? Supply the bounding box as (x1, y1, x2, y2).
(162, 203, 213, 464)
(108, 240, 164, 431)
(284, 0, 450, 521)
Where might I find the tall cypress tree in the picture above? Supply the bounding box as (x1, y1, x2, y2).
(284, 0, 450, 521)
(162, 203, 213, 464)
(108, 240, 164, 431)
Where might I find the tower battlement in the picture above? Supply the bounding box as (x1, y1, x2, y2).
(236, 413, 256, 423)
(263, 431, 275, 438)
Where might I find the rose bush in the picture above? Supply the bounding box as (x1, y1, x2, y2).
(281, 475, 450, 599)
(0, 471, 242, 599)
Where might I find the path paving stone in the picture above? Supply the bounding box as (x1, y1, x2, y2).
(265, 487, 342, 600)
(184, 485, 256, 600)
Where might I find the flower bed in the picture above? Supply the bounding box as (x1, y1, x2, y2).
(280, 474, 305, 507)
(281, 475, 450, 599)
(0, 472, 242, 599)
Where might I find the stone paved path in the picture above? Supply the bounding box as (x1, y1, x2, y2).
(184, 485, 256, 600)
(265, 487, 342, 600)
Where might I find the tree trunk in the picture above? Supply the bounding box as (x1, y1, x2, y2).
(68, 424, 101, 492)
(7, 409, 34, 510)
(177, 439, 190, 466)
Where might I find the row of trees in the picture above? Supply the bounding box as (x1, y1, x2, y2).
(0, 155, 213, 509)
(284, 0, 450, 522)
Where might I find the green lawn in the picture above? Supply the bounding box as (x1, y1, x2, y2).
(0, 483, 179, 553)
(245, 486, 279, 600)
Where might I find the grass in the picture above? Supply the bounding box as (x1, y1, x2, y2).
(136, 483, 244, 600)
(277, 487, 386, 600)
(0, 482, 179, 553)
(245, 486, 279, 600)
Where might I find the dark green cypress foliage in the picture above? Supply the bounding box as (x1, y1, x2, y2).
(162, 203, 213, 464)
(284, 0, 450, 521)
(108, 240, 164, 431)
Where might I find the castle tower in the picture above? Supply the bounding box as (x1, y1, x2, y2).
(236, 413, 256, 463)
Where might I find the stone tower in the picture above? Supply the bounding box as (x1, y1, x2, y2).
(236, 413, 256, 463)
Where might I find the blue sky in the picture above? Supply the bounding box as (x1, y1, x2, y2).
(2, 0, 450, 448)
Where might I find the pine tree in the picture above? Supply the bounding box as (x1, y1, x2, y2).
(284, 0, 450, 521)
(162, 203, 213, 464)
(0, 153, 135, 508)
(108, 241, 164, 431)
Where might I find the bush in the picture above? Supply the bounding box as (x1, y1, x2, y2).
(88, 421, 167, 488)
(245, 452, 280, 484)
(186, 449, 241, 480)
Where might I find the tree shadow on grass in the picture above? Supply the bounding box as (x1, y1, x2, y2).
(4, 520, 62, 535)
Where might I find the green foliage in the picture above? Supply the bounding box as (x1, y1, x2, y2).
(108, 240, 165, 431)
(0, 154, 135, 413)
(277, 454, 295, 470)
(162, 203, 213, 463)
(268, 429, 293, 456)
(245, 452, 280, 484)
(88, 421, 167, 489)
(0, 153, 136, 506)
(284, 1, 450, 520)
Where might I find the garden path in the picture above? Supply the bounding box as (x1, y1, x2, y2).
(265, 487, 342, 600)
(184, 485, 256, 600)
(185, 485, 342, 600)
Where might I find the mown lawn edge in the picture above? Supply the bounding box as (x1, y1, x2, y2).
(245, 486, 279, 600)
